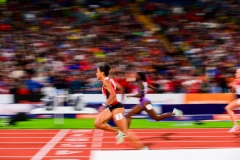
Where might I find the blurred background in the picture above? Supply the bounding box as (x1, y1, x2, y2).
(0, 0, 240, 160)
(0, 2, 239, 160)
(0, 0, 239, 95)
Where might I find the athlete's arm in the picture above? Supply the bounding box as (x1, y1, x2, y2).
(115, 81, 125, 102)
(103, 79, 117, 105)
(229, 80, 238, 93)
(148, 84, 157, 91)
(127, 82, 143, 98)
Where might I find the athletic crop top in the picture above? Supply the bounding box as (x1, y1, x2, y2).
(233, 79, 240, 95)
(140, 81, 148, 98)
(102, 77, 118, 105)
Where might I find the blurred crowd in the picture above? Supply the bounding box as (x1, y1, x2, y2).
(0, 0, 238, 95)
(141, 0, 240, 93)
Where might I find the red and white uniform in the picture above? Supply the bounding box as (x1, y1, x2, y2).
(233, 79, 240, 95)
(102, 77, 119, 105)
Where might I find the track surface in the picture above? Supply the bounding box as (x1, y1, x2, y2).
(0, 128, 239, 160)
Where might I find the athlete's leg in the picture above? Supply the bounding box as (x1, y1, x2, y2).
(143, 102, 176, 121)
(94, 108, 118, 133)
(112, 107, 147, 150)
(225, 98, 240, 132)
(126, 104, 143, 128)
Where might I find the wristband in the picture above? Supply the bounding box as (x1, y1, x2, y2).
(102, 103, 107, 107)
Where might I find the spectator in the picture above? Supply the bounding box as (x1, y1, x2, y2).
(0, 0, 237, 95)
(16, 85, 31, 95)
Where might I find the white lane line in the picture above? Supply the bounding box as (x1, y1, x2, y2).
(30, 129, 70, 160)
(0, 135, 238, 138)
(0, 147, 238, 150)
(0, 140, 239, 144)
(91, 130, 104, 148)
(0, 128, 231, 131)
(0, 131, 236, 134)
(0, 156, 90, 158)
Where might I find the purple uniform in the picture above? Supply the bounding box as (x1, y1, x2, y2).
(139, 81, 151, 108)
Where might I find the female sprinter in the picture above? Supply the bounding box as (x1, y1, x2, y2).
(225, 68, 240, 132)
(94, 62, 148, 150)
(126, 71, 183, 128)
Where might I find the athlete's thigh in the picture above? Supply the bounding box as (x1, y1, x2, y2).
(142, 102, 158, 118)
(128, 104, 143, 117)
(112, 108, 128, 132)
(94, 108, 113, 124)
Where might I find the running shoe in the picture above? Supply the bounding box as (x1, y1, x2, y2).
(228, 125, 239, 132)
(173, 108, 183, 117)
(116, 130, 125, 144)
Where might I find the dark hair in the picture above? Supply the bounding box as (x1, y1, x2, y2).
(137, 71, 146, 81)
(99, 62, 111, 76)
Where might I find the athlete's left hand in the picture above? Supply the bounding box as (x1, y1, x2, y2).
(125, 95, 130, 98)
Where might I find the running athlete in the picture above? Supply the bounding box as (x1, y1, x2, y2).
(94, 63, 148, 149)
(225, 68, 240, 132)
(126, 71, 183, 127)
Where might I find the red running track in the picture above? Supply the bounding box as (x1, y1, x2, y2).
(0, 128, 239, 160)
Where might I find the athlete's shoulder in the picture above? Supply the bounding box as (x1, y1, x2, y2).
(103, 77, 110, 84)
(103, 77, 115, 85)
(103, 77, 110, 82)
(104, 77, 115, 80)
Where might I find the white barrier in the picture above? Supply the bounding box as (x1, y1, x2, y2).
(0, 93, 234, 105)
(90, 148, 240, 160)
(0, 103, 35, 115)
(78, 94, 184, 104)
(0, 94, 14, 104)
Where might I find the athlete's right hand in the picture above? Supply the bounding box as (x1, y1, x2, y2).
(98, 106, 105, 112)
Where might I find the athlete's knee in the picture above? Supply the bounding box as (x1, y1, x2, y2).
(225, 104, 233, 111)
(94, 120, 101, 128)
(93, 121, 99, 128)
(152, 115, 162, 121)
(225, 106, 229, 111)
